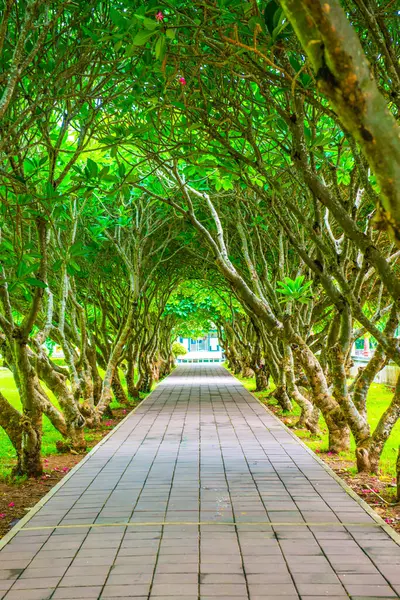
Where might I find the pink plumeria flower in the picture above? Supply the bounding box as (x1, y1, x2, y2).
(0, 514, 5, 519)
(384, 518, 394, 524)
(62, 467, 69, 473)
(155, 11, 164, 22)
(123, 409, 127, 414)
(179, 76, 186, 85)
(8, 502, 15, 508)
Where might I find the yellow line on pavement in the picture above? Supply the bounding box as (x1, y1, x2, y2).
(21, 520, 382, 531)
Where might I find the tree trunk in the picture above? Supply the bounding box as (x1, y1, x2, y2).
(96, 303, 136, 417)
(329, 344, 371, 456)
(33, 347, 86, 451)
(356, 373, 400, 473)
(272, 384, 293, 412)
(151, 357, 161, 383)
(241, 365, 254, 379)
(13, 335, 43, 477)
(21, 414, 42, 478)
(297, 397, 320, 435)
(233, 361, 242, 375)
(138, 362, 153, 394)
(255, 367, 269, 392)
(0, 391, 25, 475)
(126, 354, 136, 398)
(159, 355, 173, 379)
(307, 405, 321, 435)
(352, 344, 386, 419)
(111, 369, 129, 405)
(293, 340, 350, 452)
(283, 344, 318, 433)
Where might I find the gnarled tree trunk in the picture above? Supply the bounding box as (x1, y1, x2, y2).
(111, 368, 129, 405)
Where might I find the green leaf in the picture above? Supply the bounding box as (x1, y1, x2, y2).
(17, 261, 38, 278)
(25, 278, 47, 288)
(264, 0, 280, 36)
(86, 158, 98, 179)
(81, 26, 98, 41)
(45, 181, 58, 199)
(272, 18, 292, 42)
(276, 276, 313, 304)
(143, 17, 158, 31)
(155, 35, 166, 60)
(70, 242, 89, 257)
(109, 7, 129, 29)
(69, 260, 81, 272)
(166, 28, 176, 40)
(132, 29, 156, 46)
(118, 163, 126, 178)
(125, 44, 137, 57)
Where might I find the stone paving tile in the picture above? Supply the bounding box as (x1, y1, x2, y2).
(0, 364, 399, 600)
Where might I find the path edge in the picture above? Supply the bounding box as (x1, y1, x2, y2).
(225, 367, 400, 547)
(0, 385, 158, 551)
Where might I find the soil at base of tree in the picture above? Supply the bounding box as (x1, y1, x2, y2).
(268, 405, 400, 535)
(321, 456, 400, 535)
(0, 407, 128, 540)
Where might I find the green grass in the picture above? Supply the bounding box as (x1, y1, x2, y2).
(0, 366, 156, 480)
(229, 368, 400, 479)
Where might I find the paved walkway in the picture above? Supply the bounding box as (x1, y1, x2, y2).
(0, 365, 399, 600)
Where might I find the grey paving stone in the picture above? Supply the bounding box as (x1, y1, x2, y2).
(246, 573, 293, 584)
(0, 569, 23, 580)
(300, 597, 348, 600)
(149, 597, 197, 600)
(11, 578, 61, 590)
(248, 584, 298, 596)
(200, 574, 246, 584)
(200, 597, 249, 600)
(249, 597, 300, 600)
(155, 563, 199, 574)
(100, 586, 151, 597)
(3, 590, 55, 600)
(338, 573, 388, 585)
(150, 583, 198, 595)
(295, 584, 348, 596)
(152, 574, 198, 584)
(106, 574, 153, 586)
(200, 583, 248, 595)
(52, 588, 103, 599)
(341, 585, 397, 597)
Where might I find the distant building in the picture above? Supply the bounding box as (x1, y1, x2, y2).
(176, 330, 224, 363)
